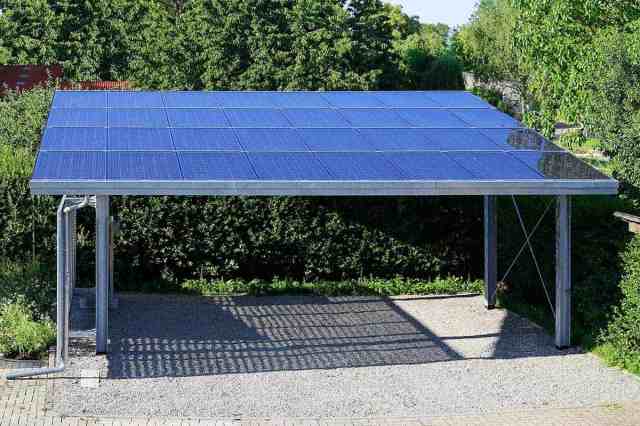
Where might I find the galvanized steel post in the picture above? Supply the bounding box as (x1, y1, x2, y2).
(96, 195, 110, 354)
(484, 195, 497, 309)
(555, 195, 572, 348)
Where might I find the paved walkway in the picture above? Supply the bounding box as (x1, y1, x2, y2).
(1, 372, 639, 426)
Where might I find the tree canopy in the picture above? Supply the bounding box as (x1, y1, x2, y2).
(0, 0, 462, 91)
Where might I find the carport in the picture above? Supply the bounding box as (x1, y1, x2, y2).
(8, 90, 617, 379)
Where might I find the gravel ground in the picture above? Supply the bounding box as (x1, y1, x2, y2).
(52, 292, 640, 418)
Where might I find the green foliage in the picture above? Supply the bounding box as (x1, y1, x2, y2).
(0, 144, 57, 268)
(454, 0, 521, 83)
(0, 1, 461, 91)
(599, 235, 640, 374)
(181, 276, 483, 297)
(0, 298, 55, 358)
(471, 87, 509, 113)
(0, 260, 55, 317)
(0, 87, 53, 151)
(498, 196, 632, 346)
(114, 196, 482, 288)
(0, 0, 61, 65)
(580, 21, 640, 200)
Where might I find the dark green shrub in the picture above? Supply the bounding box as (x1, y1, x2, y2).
(600, 235, 640, 373)
(471, 86, 509, 113)
(0, 87, 52, 150)
(0, 298, 55, 359)
(0, 147, 58, 268)
(0, 260, 55, 317)
(113, 196, 483, 289)
(497, 195, 631, 344)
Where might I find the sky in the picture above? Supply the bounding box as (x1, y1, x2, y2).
(387, 0, 478, 28)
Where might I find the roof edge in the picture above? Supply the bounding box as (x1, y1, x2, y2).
(30, 179, 619, 197)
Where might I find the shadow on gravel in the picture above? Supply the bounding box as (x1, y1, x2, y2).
(104, 293, 566, 379)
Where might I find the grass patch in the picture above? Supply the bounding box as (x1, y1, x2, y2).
(180, 276, 483, 297)
(593, 342, 640, 376)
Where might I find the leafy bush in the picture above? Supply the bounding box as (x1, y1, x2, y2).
(0, 158, 57, 269)
(0, 86, 52, 150)
(114, 196, 483, 288)
(0, 260, 55, 317)
(471, 87, 509, 113)
(497, 195, 632, 345)
(600, 236, 640, 374)
(181, 276, 483, 297)
(582, 22, 640, 201)
(0, 298, 55, 359)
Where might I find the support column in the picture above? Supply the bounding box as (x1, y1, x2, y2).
(96, 195, 110, 354)
(484, 195, 497, 309)
(555, 195, 572, 349)
(109, 217, 118, 309)
(56, 199, 67, 364)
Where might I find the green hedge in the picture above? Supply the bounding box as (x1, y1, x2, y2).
(600, 235, 640, 374)
(113, 196, 483, 289)
(497, 195, 632, 345)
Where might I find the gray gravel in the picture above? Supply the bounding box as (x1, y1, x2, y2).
(53, 293, 640, 418)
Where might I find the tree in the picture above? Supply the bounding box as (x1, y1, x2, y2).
(0, 0, 60, 65)
(582, 21, 640, 198)
(345, 0, 399, 89)
(511, 0, 640, 132)
(285, 0, 370, 90)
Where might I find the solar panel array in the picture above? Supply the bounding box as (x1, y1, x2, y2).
(31, 90, 616, 195)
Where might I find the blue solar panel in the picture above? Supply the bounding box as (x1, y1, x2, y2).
(448, 152, 542, 180)
(108, 109, 167, 127)
(41, 127, 107, 150)
(108, 91, 164, 108)
(425, 92, 490, 108)
(453, 109, 522, 128)
(179, 152, 257, 180)
(33, 151, 106, 180)
(283, 109, 351, 128)
(235, 128, 306, 151)
(52, 91, 106, 109)
(248, 153, 331, 180)
(357, 129, 435, 151)
(316, 152, 403, 180)
(339, 109, 411, 128)
(372, 92, 440, 108)
(33, 90, 615, 195)
(395, 109, 470, 128)
(216, 92, 276, 108)
(225, 109, 291, 128)
(268, 92, 331, 108)
(297, 128, 372, 151)
(166, 109, 229, 128)
(108, 152, 181, 180)
(321, 92, 386, 108)
(162, 92, 220, 108)
(171, 128, 241, 151)
(422, 129, 502, 150)
(47, 109, 106, 127)
(108, 128, 173, 150)
(386, 152, 474, 180)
